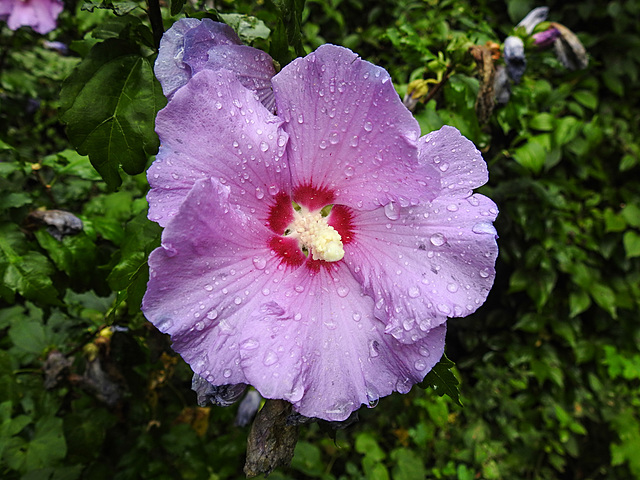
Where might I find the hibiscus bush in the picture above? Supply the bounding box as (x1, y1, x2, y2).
(1, 0, 640, 479)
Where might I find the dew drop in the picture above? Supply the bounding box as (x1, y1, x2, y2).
(344, 166, 355, 177)
(430, 233, 446, 246)
(479, 268, 491, 278)
(366, 386, 379, 408)
(240, 338, 259, 350)
(419, 346, 430, 357)
(259, 141, 269, 152)
(261, 287, 270, 296)
(295, 285, 305, 293)
(439, 162, 450, 172)
(369, 339, 380, 358)
(364, 121, 373, 132)
(414, 359, 427, 371)
(437, 303, 451, 315)
(293, 313, 302, 321)
(252, 256, 267, 270)
(352, 312, 361, 322)
(223, 368, 232, 378)
(329, 131, 340, 144)
(350, 135, 359, 147)
(408, 286, 421, 298)
(255, 187, 264, 200)
(234, 297, 242, 305)
(319, 140, 328, 150)
(336, 286, 350, 298)
(195, 321, 205, 331)
(207, 309, 218, 320)
(447, 204, 459, 212)
(297, 113, 304, 123)
(384, 202, 400, 220)
(447, 283, 459, 293)
(263, 350, 278, 366)
(467, 195, 480, 206)
(204, 284, 213, 291)
(472, 222, 497, 235)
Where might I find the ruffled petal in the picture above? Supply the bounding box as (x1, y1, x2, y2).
(419, 126, 489, 196)
(344, 181, 498, 343)
(6, 0, 61, 34)
(143, 177, 283, 388)
(188, 45, 276, 112)
(155, 18, 241, 98)
(154, 18, 275, 110)
(272, 44, 436, 210)
(148, 69, 290, 227)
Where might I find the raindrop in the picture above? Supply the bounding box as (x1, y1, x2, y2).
(419, 346, 430, 357)
(195, 321, 205, 331)
(467, 196, 480, 206)
(297, 113, 304, 124)
(352, 312, 361, 322)
(414, 359, 427, 371)
(408, 286, 421, 298)
(293, 313, 302, 321)
(366, 386, 379, 408)
(329, 131, 340, 144)
(295, 285, 305, 293)
(396, 378, 412, 394)
(472, 222, 497, 235)
(336, 286, 349, 297)
(261, 288, 270, 296)
(240, 339, 259, 350)
(439, 163, 450, 172)
(319, 140, 328, 150)
(268, 185, 278, 196)
(207, 309, 218, 320)
(255, 188, 264, 200)
(263, 350, 278, 366)
(350, 135, 359, 147)
(430, 233, 446, 246)
(368, 339, 380, 358)
(252, 256, 267, 270)
(384, 202, 400, 220)
(223, 369, 232, 378)
(260, 141, 269, 152)
(479, 268, 491, 278)
(204, 284, 213, 291)
(437, 303, 451, 315)
(364, 121, 373, 132)
(344, 166, 355, 177)
(234, 297, 242, 305)
(447, 283, 459, 293)
(446, 204, 458, 212)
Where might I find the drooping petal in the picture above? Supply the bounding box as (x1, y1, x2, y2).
(147, 69, 290, 227)
(343, 127, 498, 344)
(272, 44, 437, 210)
(143, 177, 447, 421)
(188, 45, 276, 112)
(154, 18, 276, 109)
(155, 18, 241, 98)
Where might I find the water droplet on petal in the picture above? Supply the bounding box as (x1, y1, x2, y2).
(419, 346, 430, 357)
(364, 121, 373, 132)
(447, 283, 459, 293)
(336, 286, 350, 298)
(204, 284, 213, 291)
(207, 309, 218, 320)
(352, 312, 361, 322)
(384, 202, 400, 220)
(260, 141, 269, 152)
(240, 339, 259, 350)
(479, 268, 491, 278)
(263, 350, 278, 366)
(439, 162, 450, 172)
(350, 135, 359, 147)
(366, 385, 379, 408)
(234, 297, 242, 305)
(297, 113, 304, 123)
(255, 187, 264, 200)
(368, 339, 380, 358)
(447, 203, 458, 212)
(472, 222, 497, 235)
(252, 256, 267, 270)
(223, 368, 232, 378)
(430, 233, 446, 246)
(295, 285, 304, 293)
(437, 303, 451, 315)
(195, 321, 205, 331)
(344, 166, 355, 177)
(329, 131, 340, 144)
(408, 286, 421, 298)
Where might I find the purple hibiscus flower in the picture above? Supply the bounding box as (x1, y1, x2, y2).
(143, 44, 498, 421)
(154, 18, 276, 110)
(0, 0, 63, 34)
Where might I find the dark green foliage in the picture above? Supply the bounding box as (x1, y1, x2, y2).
(1, 0, 640, 479)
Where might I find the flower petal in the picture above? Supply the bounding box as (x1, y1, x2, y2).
(147, 69, 290, 227)
(144, 177, 281, 388)
(344, 151, 498, 344)
(154, 18, 241, 98)
(143, 177, 446, 421)
(272, 44, 436, 210)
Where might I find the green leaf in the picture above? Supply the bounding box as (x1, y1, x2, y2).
(271, 0, 306, 58)
(529, 113, 555, 132)
(170, 0, 185, 16)
(219, 13, 270, 43)
(572, 90, 598, 110)
(623, 231, 640, 258)
(621, 203, 640, 228)
(418, 353, 462, 406)
(0, 224, 60, 305)
(59, 39, 166, 189)
(81, 0, 140, 15)
(390, 449, 427, 480)
(512, 137, 547, 174)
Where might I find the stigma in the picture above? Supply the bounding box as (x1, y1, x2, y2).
(285, 206, 345, 262)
